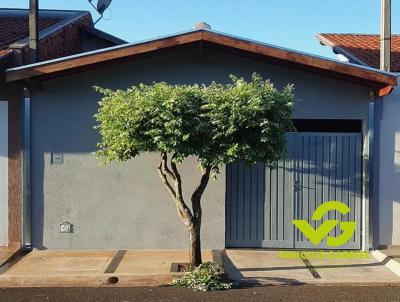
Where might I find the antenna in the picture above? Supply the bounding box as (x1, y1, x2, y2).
(88, 0, 112, 24)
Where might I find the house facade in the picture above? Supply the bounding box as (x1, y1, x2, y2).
(3, 29, 398, 251)
(317, 33, 400, 248)
(0, 8, 125, 248)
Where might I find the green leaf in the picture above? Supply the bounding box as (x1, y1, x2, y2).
(93, 73, 294, 173)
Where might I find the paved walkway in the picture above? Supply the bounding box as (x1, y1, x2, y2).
(223, 250, 400, 285)
(0, 249, 217, 287)
(0, 249, 400, 287)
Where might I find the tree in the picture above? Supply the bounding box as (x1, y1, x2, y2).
(94, 74, 294, 267)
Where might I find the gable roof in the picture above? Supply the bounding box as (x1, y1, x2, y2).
(0, 8, 126, 66)
(0, 15, 60, 50)
(0, 8, 89, 50)
(317, 33, 400, 72)
(6, 29, 397, 96)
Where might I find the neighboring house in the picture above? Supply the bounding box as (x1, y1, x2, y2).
(4, 28, 397, 251)
(317, 33, 400, 248)
(0, 8, 125, 248)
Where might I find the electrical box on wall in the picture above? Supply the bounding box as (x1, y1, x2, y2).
(51, 152, 64, 165)
(60, 221, 73, 233)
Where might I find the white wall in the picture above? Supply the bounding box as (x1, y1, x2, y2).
(0, 101, 8, 246)
(377, 83, 400, 246)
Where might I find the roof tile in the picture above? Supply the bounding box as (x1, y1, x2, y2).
(319, 33, 400, 71)
(0, 15, 62, 50)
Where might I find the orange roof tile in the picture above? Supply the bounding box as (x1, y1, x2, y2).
(317, 33, 400, 72)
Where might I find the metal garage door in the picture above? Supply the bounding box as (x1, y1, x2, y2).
(226, 132, 362, 249)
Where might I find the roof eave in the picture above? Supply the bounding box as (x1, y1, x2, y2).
(6, 30, 203, 82)
(316, 33, 371, 67)
(202, 31, 397, 88)
(377, 85, 394, 97)
(315, 33, 397, 96)
(6, 29, 398, 93)
(8, 11, 91, 50)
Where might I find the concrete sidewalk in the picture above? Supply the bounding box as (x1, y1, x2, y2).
(223, 249, 400, 285)
(1, 249, 400, 287)
(0, 249, 218, 287)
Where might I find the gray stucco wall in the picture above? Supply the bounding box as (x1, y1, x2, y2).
(376, 83, 400, 246)
(30, 46, 371, 250)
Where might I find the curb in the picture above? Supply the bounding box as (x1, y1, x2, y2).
(371, 250, 400, 277)
(0, 274, 174, 287)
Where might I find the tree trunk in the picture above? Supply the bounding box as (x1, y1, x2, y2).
(157, 153, 211, 268)
(189, 222, 202, 267)
(188, 165, 210, 267)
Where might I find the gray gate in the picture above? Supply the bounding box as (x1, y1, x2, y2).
(226, 132, 362, 250)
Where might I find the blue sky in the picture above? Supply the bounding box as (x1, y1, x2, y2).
(3, 0, 400, 58)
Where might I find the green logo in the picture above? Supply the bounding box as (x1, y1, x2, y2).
(292, 201, 356, 247)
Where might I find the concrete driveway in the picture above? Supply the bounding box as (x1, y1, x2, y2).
(223, 249, 400, 285)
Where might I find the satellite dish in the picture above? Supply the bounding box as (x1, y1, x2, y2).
(88, 0, 112, 24)
(96, 0, 112, 15)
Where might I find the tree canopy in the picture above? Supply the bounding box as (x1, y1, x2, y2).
(94, 73, 294, 172)
(94, 73, 294, 267)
